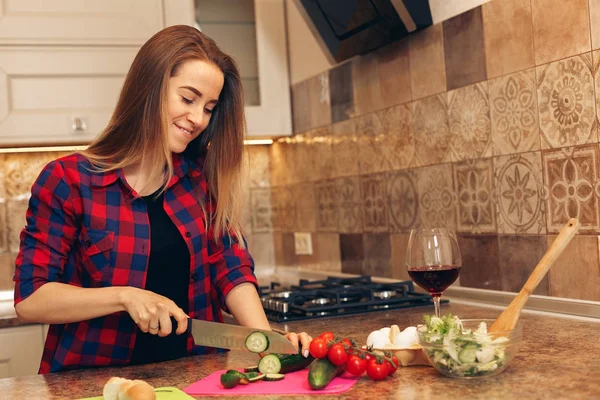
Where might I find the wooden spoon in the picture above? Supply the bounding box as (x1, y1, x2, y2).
(488, 218, 580, 334)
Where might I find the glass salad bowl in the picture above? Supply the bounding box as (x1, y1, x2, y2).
(417, 316, 523, 379)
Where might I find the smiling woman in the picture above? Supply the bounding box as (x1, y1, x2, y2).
(12, 25, 311, 374)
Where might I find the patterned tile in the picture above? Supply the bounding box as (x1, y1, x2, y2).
(454, 159, 496, 233)
(352, 52, 383, 116)
(361, 174, 388, 233)
(377, 38, 411, 107)
(331, 119, 359, 178)
(340, 234, 364, 275)
(315, 180, 338, 232)
(250, 188, 273, 233)
(310, 127, 334, 181)
(390, 234, 411, 281)
(336, 176, 363, 234)
(443, 7, 487, 90)
(273, 186, 296, 232)
(417, 164, 456, 229)
(294, 182, 317, 232)
(291, 79, 311, 133)
(408, 24, 447, 100)
(329, 61, 354, 123)
(387, 170, 418, 233)
(0, 201, 7, 253)
(307, 72, 331, 128)
(531, 0, 591, 65)
(269, 140, 293, 187)
(273, 232, 298, 267)
(356, 112, 384, 175)
(379, 104, 414, 171)
(592, 51, 600, 136)
(548, 235, 600, 301)
(482, 0, 535, 79)
(498, 236, 549, 295)
(537, 54, 596, 149)
(448, 82, 492, 161)
(293, 133, 315, 184)
(457, 235, 501, 290)
(542, 145, 600, 233)
(5, 152, 64, 198)
(363, 233, 392, 278)
(412, 94, 451, 166)
(495, 152, 546, 234)
(247, 233, 275, 269)
(247, 145, 270, 188)
(7, 199, 28, 254)
(241, 178, 252, 235)
(0, 253, 16, 290)
(489, 69, 540, 156)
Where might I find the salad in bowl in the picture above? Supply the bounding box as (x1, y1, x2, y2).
(417, 314, 522, 378)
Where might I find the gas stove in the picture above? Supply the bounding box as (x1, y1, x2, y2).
(259, 275, 448, 322)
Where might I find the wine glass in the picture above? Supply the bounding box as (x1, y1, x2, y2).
(406, 228, 462, 317)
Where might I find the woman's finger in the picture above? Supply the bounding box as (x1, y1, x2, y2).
(284, 332, 299, 350)
(147, 306, 160, 335)
(137, 310, 151, 333)
(157, 303, 172, 337)
(297, 332, 313, 357)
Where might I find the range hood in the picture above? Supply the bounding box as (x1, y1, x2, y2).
(293, 0, 490, 64)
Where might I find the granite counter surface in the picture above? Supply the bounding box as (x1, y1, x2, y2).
(0, 303, 598, 400)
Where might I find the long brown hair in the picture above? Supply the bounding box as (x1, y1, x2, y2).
(81, 25, 246, 244)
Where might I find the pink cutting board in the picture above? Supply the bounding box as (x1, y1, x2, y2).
(183, 369, 359, 396)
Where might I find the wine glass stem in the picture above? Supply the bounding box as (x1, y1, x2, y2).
(432, 295, 441, 317)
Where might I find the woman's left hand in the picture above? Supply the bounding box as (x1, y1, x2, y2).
(284, 331, 313, 358)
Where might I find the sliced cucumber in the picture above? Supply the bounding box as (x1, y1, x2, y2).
(258, 354, 282, 375)
(244, 365, 259, 373)
(246, 331, 270, 353)
(458, 347, 478, 363)
(264, 373, 285, 381)
(248, 374, 265, 382)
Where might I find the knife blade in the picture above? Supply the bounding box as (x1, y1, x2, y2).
(188, 319, 298, 354)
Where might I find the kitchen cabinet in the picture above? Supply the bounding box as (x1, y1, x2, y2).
(0, 0, 163, 45)
(0, 324, 44, 378)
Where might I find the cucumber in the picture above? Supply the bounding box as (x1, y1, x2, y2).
(220, 370, 248, 389)
(246, 331, 270, 353)
(248, 373, 265, 382)
(244, 365, 259, 373)
(263, 374, 285, 381)
(258, 354, 282, 375)
(308, 358, 345, 390)
(458, 346, 478, 363)
(275, 350, 315, 374)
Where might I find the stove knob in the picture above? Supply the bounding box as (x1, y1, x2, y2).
(281, 302, 289, 313)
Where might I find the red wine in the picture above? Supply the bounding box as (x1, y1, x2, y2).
(408, 265, 460, 296)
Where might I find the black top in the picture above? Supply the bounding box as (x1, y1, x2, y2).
(130, 190, 191, 365)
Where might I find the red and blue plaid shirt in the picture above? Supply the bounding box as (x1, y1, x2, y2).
(13, 152, 257, 373)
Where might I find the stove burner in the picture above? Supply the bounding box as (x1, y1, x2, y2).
(260, 276, 448, 322)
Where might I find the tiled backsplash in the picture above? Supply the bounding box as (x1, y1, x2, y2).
(254, 1, 600, 302)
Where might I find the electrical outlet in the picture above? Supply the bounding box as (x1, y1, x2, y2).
(294, 232, 313, 255)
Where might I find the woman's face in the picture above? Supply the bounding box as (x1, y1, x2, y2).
(166, 59, 224, 153)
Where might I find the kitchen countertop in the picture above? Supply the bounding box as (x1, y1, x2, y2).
(0, 302, 599, 400)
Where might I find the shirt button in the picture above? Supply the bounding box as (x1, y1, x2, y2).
(185, 231, 192, 238)
(85, 240, 92, 248)
(191, 273, 198, 282)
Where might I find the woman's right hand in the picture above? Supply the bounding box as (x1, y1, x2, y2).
(118, 287, 188, 337)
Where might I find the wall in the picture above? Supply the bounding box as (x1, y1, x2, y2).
(0, 147, 271, 291)
(258, 0, 600, 302)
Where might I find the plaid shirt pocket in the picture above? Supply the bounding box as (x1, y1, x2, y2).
(80, 227, 115, 282)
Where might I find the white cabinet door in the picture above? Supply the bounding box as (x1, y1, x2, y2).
(0, 325, 43, 378)
(0, 46, 138, 146)
(166, 0, 292, 137)
(0, 0, 163, 45)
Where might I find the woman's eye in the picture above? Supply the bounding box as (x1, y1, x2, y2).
(182, 96, 194, 105)
(205, 108, 214, 114)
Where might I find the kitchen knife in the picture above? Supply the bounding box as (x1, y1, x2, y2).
(188, 319, 298, 354)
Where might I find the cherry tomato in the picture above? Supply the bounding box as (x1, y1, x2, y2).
(309, 337, 328, 359)
(319, 331, 335, 344)
(385, 356, 399, 375)
(345, 354, 367, 376)
(327, 343, 348, 366)
(363, 352, 375, 363)
(366, 359, 388, 381)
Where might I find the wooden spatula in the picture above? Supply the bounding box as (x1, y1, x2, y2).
(488, 218, 580, 334)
